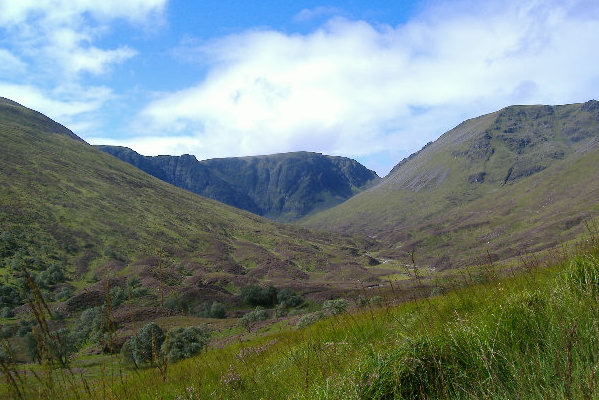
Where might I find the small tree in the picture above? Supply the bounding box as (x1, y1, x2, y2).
(277, 288, 303, 308)
(121, 322, 165, 368)
(162, 325, 211, 363)
(240, 307, 268, 332)
(208, 301, 226, 318)
(240, 285, 278, 307)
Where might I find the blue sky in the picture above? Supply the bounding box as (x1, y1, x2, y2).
(1, 0, 599, 176)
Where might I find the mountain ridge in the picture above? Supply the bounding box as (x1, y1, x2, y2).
(96, 145, 380, 222)
(0, 97, 391, 324)
(301, 100, 599, 267)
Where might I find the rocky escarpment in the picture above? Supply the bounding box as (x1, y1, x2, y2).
(96, 147, 380, 222)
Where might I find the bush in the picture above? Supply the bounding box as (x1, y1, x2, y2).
(121, 322, 165, 367)
(322, 298, 349, 316)
(54, 286, 74, 301)
(277, 288, 303, 308)
(274, 303, 288, 318)
(36, 263, 67, 288)
(162, 325, 211, 363)
(296, 312, 324, 329)
(110, 286, 127, 307)
(208, 301, 226, 318)
(0, 284, 22, 309)
(164, 294, 190, 313)
(240, 285, 278, 307)
(70, 306, 102, 347)
(240, 307, 268, 332)
(197, 301, 227, 318)
(0, 306, 14, 318)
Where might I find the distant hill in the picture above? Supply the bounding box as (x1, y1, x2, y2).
(0, 97, 388, 324)
(301, 101, 599, 268)
(96, 146, 379, 222)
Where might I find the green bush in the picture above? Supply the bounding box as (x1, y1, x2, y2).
(296, 311, 324, 329)
(121, 322, 165, 367)
(240, 285, 278, 307)
(109, 286, 127, 307)
(54, 286, 74, 301)
(0, 284, 22, 309)
(70, 306, 102, 347)
(322, 298, 349, 315)
(162, 325, 211, 363)
(36, 263, 67, 288)
(197, 301, 227, 318)
(240, 307, 269, 332)
(277, 288, 303, 308)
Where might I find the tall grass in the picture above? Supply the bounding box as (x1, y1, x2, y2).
(3, 243, 599, 399)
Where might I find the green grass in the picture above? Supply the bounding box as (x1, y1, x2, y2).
(301, 101, 599, 268)
(0, 98, 398, 330)
(4, 237, 598, 399)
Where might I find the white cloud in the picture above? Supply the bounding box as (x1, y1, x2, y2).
(0, 0, 166, 134)
(0, 82, 113, 125)
(0, 49, 26, 77)
(135, 0, 599, 175)
(294, 7, 343, 22)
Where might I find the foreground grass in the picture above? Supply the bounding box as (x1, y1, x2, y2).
(3, 245, 599, 399)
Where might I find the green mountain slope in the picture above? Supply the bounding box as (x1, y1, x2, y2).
(301, 101, 599, 267)
(0, 98, 386, 320)
(96, 146, 379, 222)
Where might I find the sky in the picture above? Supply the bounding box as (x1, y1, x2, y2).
(1, 0, 599, 176)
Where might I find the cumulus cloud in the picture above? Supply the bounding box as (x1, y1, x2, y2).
(0, 0, 166, 129)
(134, 0, 599, 175)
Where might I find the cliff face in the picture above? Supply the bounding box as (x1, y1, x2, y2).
(96, 147, 380, 222)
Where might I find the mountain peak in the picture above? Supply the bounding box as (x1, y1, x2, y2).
(97, 146, 380, 222)
(0, 97, 85, 143)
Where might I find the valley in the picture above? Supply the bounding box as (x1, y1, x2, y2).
(0, 97, 598, 399)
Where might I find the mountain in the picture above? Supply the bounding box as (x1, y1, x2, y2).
(0, 97, 389, 322)
(301, 101, 599, 268)
(96, 146, 379, 222)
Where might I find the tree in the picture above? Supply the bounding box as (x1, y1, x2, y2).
(277, 288, 303, 308)
(208, 301, 226, 318)
(240, 285, 278, 307)
(121, 322, 165, 368)
(240, 307, 268, 332)
(162, 325, 211, 363)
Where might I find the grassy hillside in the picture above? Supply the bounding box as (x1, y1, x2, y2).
(4, 226, 598, 399)
(0, 98, 395, 341)
(96, 146, 380, 222)
(301, 101, 599, 268)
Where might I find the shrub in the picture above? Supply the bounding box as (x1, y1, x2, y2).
(274, 303, 288, 318)
(0, 284, 22, 309)
(322, 298, 349, 316)
(240, 285, 278, 307)
(121, 322, 165, 367)
(197, 301, 227, 318)
(208, 301, 226, 318)
(70, 306, 102, 347)
(296, 312, 324, 329)
(164, 294, 190, 313)
(240, 307, 268, 332)
(277, 288, 304, 308)
(53, 286, 74, 301)
(109, 286, 127, 307)
(0, 306, 14, 318)
(36, 263, 67, 288)
(162, 325, 211, 363)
